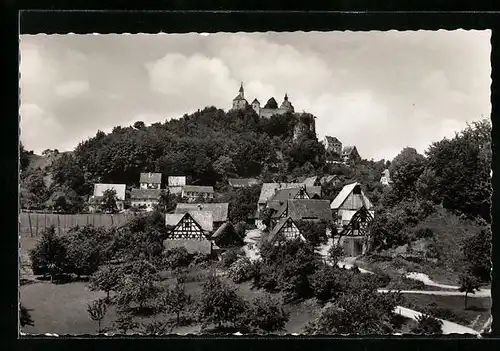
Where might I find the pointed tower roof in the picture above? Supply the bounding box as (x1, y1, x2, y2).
(239, 82, 244, 93)
(252, 98, 260, 104)
(284, 93, 288, 101)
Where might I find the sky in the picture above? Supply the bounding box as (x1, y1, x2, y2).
(19, 30, 491, 161)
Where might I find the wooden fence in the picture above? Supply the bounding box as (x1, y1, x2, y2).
(19, 212, 134, 237)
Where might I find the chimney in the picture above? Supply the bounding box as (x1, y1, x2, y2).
(197, 204, 203, 211)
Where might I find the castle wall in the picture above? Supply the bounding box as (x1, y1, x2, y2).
(259, 107, 290, 118)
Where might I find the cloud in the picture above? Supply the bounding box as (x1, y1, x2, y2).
(55, 80, 90, 98)
(19, 104, 62, 153)
(18, 31, 491, 161)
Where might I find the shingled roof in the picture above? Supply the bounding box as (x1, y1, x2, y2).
(269, 186, 321, 202)
(140, 172, 162, 184)
(330, 182, 373, 210)
(130, 188, 162, 200)
(258, 183, 305, 204)
(182, 185, 214, 194)
(268, 217, 305, 243)
(165, 211, 213, 232)
(287, 199, 333, 222)
(175, 203, 229, 223)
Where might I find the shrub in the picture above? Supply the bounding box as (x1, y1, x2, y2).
(386, 275, 426, 290)
(309, 265, 349, 302)
(163, 247, 192, 269)
(221, 250, 239, 268)
(29, 226, 68, 280)
(411, 314, 443, 334)
(240, 295, 290, 333)
(414, 227, 434, 239)
(228, 257, 255, 284)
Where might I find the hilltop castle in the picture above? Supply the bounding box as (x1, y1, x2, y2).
(231, 82, 295, 118)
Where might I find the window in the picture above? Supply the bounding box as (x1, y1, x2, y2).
(182, 221, 190, 230)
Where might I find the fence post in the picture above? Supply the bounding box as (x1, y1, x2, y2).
(45, 212, 47, 232)
(92, 215, 95, 226)
(57, 214, 61, 235)
(87, 214, 89, 225)
(35, 213, 39, 236)
(28, 212, 33, 237)
(111, 214, 114, 226)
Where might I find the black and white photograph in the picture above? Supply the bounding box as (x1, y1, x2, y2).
(19, 29, 492, 336)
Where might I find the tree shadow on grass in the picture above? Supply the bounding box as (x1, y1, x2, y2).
(465, 306, 490, 312)
(35, 274, 90, 285)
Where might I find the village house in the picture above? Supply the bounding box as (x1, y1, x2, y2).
(380, 168, 393, 186)
(257, 182, 308, 213)
(324, 136, 343, 156)
(330, 182, 375, 257)
(228, 178, 259, 188)
(174, 202, 229, 230)
(341, 146, 361, 164)
(181, 185, 215, 202)
(168, 176, 186, 195)
(89, 183, 126, 212)
(140, 172, 162, 189)
(319, 174, 340, 186)
(211, 222, 243, 248)
(294, 175, 322, 187)
(267, 199, 333, 233)
(269, 186, 322, 202)
(264, 217, 306, 245)
(164, 211, 214, 254)
(130, 188, 162, 211)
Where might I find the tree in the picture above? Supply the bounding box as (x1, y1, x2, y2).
(242, 295, 289, 333)
(261, 208, 276, 229)
(309, 265, 348, 302)
(295, 220, 328, 247)
(20, 303, 34, 327)
(458, 273, 481, 309)
(114, 310, 138, 334)
(162, 281, 192, 324)
(163, 247, 192, 269)
(198, 276, 247, 328)
(116, 272, 161, 310)
(228, 185, 261, 223)
(389, 147, 426, 202)
(213, 155, 237, 181)
(304, 290, 401, 334)
(19, 142, 31, 173)
(89, 265, 123, 302)
(327, 245, 345, 267)
(65, 226, 109, 277)
(141, 320, 170, 335)
(411, 314, 443, 334)
(99, 189, 118, 214)
(462, 229, 492, 282)
(155, 190, 178, 213)
(21, 168, 49, 209)
(87, 298, 108, 333)
(29, 226, 68, 282)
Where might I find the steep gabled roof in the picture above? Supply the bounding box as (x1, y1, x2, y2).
(140, 172, 162, 184)
(303, 176, 318, 187)
(269, 186, 321, 202)
(268, 217, 305, 242)
(258, 183, 305, 204)
(287, 199, 333, 222)
(175, 203, 229, 222)
(342, 146, 356, 155)
(325, 136, 341, 144)
(267, 200, 288, 219)
(166, 211, 213, 232)
(320, 175, 338, 185)
(330, 182, 373, 210)
(130, 188, 162, 200)
(251, 98, 260, 104)
(93, 183, 126, 200)
(182, 185, 214, 194)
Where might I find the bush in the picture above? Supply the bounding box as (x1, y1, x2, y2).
(414, 227, 434, 239)
(240, 295, 290, 333)
(228, 257, 256, 284)
(29, 226, 69, 280)
(309, 265, 349, 302)
(411, 314, 443, 334)
(386, 275, 426, 290)
(221, 250, 239, 269)
(163, 247, 192, 269)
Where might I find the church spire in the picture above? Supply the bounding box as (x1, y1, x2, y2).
(284, 92, 288, 101)
(239, 82, 244, 95)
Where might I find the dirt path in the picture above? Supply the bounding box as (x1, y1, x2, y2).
(378, 289, 491, 298)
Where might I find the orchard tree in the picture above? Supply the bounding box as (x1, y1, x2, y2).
(327, 245, 345, 267)
(458, 273, 481, 309)
(461, 229, 492, 282)
(309, 265, 348, 302)
(198, 276, 247, 329)
(116, 273, 161, 310)
(29, 226, 68, 282)
(89, 265, 123, 302)
(242, 294, 289, 333)
(87, 298, 108, 333)
(161, 281, 192, 324)
(114, 310, 138, 334)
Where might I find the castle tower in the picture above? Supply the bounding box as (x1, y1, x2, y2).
(251, 98, 261, 116)
(280, 93, 294, 112)
(232, 82, 248, 110)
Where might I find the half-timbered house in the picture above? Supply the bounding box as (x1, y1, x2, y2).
(174, 203, 229, 230)
(164, 211, 214, 254)
(265, 217, 305, 245)
(140, 172, 162, 189)
(266, 199, 333, 233)
(330, 182, 375, 257)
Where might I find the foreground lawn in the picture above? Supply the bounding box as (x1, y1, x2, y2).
(401, 294, 491, 331)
